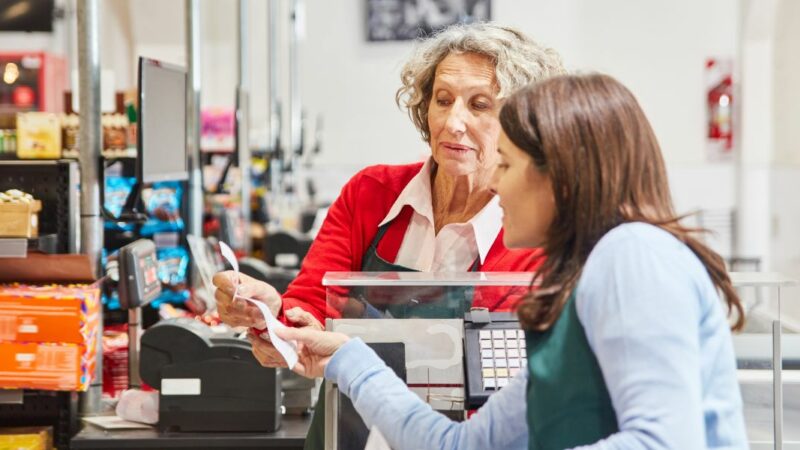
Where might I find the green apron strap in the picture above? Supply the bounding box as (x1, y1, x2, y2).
(525, 293, 618, 450)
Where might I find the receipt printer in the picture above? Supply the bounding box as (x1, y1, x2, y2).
(140, 318, 281, 432)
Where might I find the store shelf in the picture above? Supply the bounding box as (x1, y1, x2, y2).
(61, 148, 138, 159)
(0, 389, 79, 450)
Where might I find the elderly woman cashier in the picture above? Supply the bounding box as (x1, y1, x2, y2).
(212, 24, 565, 355)
(213, 22, 565, 450)
(269, 74, 750, 450)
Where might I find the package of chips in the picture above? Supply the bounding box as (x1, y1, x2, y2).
(140, 182, 185, 236)
(151, 246, 190, 308)
(104, 176, 137, 231)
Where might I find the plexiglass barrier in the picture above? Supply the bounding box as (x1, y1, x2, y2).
(322, 271, 535, 319)
(321, 271, 798, 449)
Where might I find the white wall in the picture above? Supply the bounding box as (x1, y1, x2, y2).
(295, 0, 740, 168)
(769, 0, 800, 277)
(293, 0, 747, 247)
(4, 0, 797, 276)
(774, 0, 800, 167)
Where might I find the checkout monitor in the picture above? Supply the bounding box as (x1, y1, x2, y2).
(137, 56, 189, 183)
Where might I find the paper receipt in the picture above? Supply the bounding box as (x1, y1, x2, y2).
(219, 241, 299, 369)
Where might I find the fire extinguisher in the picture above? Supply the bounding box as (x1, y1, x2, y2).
(707, 73, 733, 152)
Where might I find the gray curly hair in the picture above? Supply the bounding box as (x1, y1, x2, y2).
(396, 23, 567, 142)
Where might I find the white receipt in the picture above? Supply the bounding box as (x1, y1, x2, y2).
(218, 241, 299, 369)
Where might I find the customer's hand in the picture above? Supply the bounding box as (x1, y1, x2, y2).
(212, 271, 282, 329)
(247, 307, 324, 368)
(272, 326, 350, 378)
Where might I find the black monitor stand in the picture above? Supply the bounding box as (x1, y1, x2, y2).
(117, 181, 148, 223)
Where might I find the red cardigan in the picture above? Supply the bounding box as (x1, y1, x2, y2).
(280, 163, 545, 325)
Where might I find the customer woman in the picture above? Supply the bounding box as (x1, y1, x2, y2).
(267, 74, 750, 449)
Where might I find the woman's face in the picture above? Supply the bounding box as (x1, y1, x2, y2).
(428, 52, 501, 179)
(491, 129, 556, 249)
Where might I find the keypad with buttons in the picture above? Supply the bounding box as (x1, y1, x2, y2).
(477, 329, 526, 391)
(464, 311, 526, 409)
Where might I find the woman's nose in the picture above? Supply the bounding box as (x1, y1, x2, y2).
(445, 100, 468, 135)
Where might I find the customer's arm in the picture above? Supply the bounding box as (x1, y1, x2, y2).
(274, 327, 528, 450)
(572, 225, 714, 450)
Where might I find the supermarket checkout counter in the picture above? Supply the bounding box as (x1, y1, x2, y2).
(69, 317, 310, 449)
(70, 415, 310, 449)
(71, 240, 309, 449)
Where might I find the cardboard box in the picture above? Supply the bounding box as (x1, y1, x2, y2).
(0, 284, 100, 344)
(0, 426, 53, 450)
(0, 284, 100, 391)
(0, 262, 99, 391)
(0, 337, 97, 391)
(0, 199, 41, 238)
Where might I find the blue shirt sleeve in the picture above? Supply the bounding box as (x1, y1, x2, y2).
(325, 337, 528, 450)
(572, 223, 734, 450)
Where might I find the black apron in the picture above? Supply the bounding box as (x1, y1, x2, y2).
(303, 219, 479, 450)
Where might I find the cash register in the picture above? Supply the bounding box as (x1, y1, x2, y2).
(118, 240, 282, 433)
(139, 318, 281, 433)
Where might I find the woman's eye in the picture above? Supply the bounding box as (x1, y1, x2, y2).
(436, 98, 451, 106)
(472, 102, 491, 111)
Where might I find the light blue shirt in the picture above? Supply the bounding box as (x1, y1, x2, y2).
(325, 223, 749, 449)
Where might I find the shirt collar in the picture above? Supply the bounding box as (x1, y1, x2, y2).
(471, 195, 502, 263)
(379, 158, 502, 264)
(379, 158, 435, 228)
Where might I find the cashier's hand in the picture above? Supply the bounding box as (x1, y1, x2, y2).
(274, 327, 350, 379)
(248, 307, 324, 368)
(213, 271, 282, 329)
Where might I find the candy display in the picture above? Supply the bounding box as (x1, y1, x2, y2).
(139, 182, 185, 236)
(103, 176, 137, 231)
(0, 284, 100, 391)
(0, 283, 100, 344)
(151, 246, 190, 308)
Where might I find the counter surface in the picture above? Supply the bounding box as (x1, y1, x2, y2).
(70, 414, 311, 449)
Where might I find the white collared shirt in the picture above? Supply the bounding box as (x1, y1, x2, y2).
(378, 158, 503, 272)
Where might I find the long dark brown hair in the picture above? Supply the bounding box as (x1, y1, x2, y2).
(500, 74, 744, 332)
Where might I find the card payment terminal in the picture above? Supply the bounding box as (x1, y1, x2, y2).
(118, 239, 161, 309)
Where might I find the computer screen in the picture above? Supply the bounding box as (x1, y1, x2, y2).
(138, 57, 188, 183)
